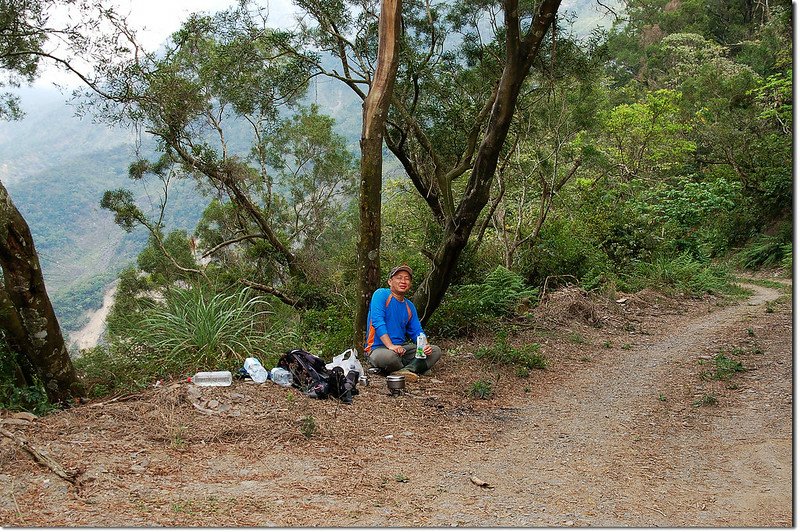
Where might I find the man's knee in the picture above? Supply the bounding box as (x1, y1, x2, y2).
(426, 344, 443, 368)
(368, 348, 404, 372)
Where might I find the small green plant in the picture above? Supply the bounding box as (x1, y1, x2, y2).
(694, 394, 718, 407)
(285, 390, 296, 405)
(765, 301, 775, 313)
(746, 327, 755, 337)
(394, 473, 409, 483)
(580, 355, 592, 362)
(474, 331, 547, 371)
(515, 367, 531, 378)
(711, 353, 744, 380)
(469, 380, 493, 400)
(603, 340, 612, 348)
(300, 415, 316, 439)
(568, 332, 585, 344)
(657, 394, 667, 402)
(621, 343, 632, 350)
(170, 425, 187, 449)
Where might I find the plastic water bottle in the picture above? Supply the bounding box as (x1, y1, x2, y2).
(188, 371, 232, 387)
(415, 332, 427, 359)
(243, 357, 269, 383)
(270, 367, 293, 387)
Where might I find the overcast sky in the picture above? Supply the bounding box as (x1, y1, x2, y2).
(35, 0, 299, 87)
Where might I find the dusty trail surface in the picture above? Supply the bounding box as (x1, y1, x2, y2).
(0, 278, 792, 526)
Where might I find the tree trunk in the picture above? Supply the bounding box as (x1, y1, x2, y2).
(354, 0, 402, 353)
(413, 0, 560, 322)
(0, 180, 83, 404)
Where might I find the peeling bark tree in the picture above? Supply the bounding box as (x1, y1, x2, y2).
(354, 0, 403, 352)
(0, 180, 83, 404)
(297, 0, 562, 324)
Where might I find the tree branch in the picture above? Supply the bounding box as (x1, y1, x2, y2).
(239, 278, 300, 308)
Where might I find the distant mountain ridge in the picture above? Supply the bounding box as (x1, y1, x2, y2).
(1, 87, 207, 335)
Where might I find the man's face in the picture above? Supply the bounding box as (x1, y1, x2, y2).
(388, 271, 412, 296)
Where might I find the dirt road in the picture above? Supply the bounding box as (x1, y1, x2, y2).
(414, 282, 792, 527)
(0, 280, 792, 526)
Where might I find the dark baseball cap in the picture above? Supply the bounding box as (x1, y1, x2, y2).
(388, 264, 413, 279)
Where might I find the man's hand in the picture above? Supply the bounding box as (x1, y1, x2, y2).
(423, 343, 433, 356)
(389, 344, 405, 355)
(380, 334, 406, 356)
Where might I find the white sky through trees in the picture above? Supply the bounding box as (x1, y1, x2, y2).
(34, 0, 298, 87)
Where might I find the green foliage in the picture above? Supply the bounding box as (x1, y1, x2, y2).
(595, 89, 696, 181)
(101, 189, 147, 232)
(134, 287, 280, 372)
(517, 216, 614, 290)
(468, 380, 493, 400)
(298, 304, 354, 357)
(0, 341, 57, 415)
(474, 331, 547, 372)
(299, 415, 316, 439)
(734, 223, 792, 270)
(625, 254, 734, 296)
(699, 352, 745, 382)
(137, 230, 199, 285)
(88, 287, 292, 393)
(427, 267, 538, 338)
(779, 244, 792, 271)
(73, 345, 147, 396)
(711, 353, 745, 380)
(694, 394, 718, 407)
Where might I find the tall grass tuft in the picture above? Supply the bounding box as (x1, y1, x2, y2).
(134, 287, 278, 374)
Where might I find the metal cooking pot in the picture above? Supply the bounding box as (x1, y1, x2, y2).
(386, 375, 405, 395)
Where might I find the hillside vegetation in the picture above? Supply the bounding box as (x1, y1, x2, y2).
(0, 0, 791, 412)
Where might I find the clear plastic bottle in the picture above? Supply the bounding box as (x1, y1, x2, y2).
(243, 357, 269, 383)
(188, 371, 232, 387)
(415, 332, 427, 359)
(270, 367, 293, 387)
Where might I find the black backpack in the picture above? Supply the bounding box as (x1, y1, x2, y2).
(277, 349, 359, 404)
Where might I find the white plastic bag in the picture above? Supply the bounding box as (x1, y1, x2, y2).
(326, 348, 364, 377)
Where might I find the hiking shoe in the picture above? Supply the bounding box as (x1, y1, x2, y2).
(391, 369, 419, 383)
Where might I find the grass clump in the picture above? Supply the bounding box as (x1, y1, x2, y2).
(474, 331, 547, 372)
(469, 380, 493, 399)
(76, 286, 291, 395)
(626, 253, 737, 297)
(734, 224, 792, 270)
(699, 351, 745, 381)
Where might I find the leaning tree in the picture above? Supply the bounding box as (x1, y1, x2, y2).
(294, 0, 562, 329)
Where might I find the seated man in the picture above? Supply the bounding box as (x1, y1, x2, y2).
(364, 264, 442, 381)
